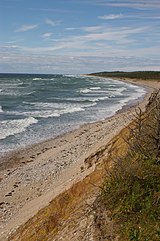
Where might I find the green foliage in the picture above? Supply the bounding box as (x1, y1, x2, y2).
(100, 91, 160, 240)
(129, 229, 140, 241)
(102, 155, 160, 240)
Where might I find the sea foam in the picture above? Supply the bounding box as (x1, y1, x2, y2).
(9, 102, 97, 118)
(0, 117, 38, 140)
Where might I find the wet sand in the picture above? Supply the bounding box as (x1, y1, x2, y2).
(0, 78, 159, 240)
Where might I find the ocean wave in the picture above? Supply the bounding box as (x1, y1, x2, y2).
(104, 103, 124, 117)
(90, 87, 101, 90)
(33, 78, 43, 80)
(120, 91, 146, 105)
(79, 88, 92, 94)
(62, 74, 81, 78)
(0, 117, 38, 140)
(93, 96, 109, 101)
(106, 87, 127, 96)
(21, 110, 61, 118)
(0, 82, 23, 87)
(57, 94, 110, 103)
(77, 96, 109, 102)
(79, 87, 102, 94)
(9, 102, 97, 119)
(30, 101, 96, 109)
(12, 108, 84, 118)
(78, 86, 127, 96)
(0, 90, 35, 97)
(135, 87, 146, 94)
(0, 106, 3, 112)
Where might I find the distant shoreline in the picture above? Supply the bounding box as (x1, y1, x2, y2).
(86, 70, 160, 81)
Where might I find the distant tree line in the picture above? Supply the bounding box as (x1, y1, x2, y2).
(88, 71, 160, 80)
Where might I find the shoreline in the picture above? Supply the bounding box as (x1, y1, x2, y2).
(0, 75, 148, 159)
(0, 78, 159, 240)
(0, 76, 149, 161)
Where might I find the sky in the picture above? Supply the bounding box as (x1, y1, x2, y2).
(0, 0, 160, 74)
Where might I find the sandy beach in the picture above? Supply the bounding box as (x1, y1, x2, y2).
(0, 78, 159, 240)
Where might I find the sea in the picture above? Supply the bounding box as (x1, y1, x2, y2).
(0, 73, 146, 154)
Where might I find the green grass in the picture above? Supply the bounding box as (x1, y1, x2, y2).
(102, 154, 160, 240)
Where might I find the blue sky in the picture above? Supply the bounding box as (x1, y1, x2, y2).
(0, 0, 160, 74)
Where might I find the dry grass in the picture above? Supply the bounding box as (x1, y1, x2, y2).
(8, 159, 107, 240)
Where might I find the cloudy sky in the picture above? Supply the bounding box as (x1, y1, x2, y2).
(0, 0, 160, 74)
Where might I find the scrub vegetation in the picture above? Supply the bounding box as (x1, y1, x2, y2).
(88, 71, 160, 80)
(97, 90, 160, 240)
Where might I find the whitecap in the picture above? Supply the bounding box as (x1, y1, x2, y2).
(90, 87, 101, 90)
(0, 106, 3, 112)
(106, 87, 127, 96)
(0, 117, 38, 140)
(0, 90, 35, 96)
(30, 102, 94, 110)
(22, 91, 35, 96)
(115, 86, 146, 107)
(63, 74, 81, 78)
(88, 96, 109, 102)
(32, 102, 59, 109)
(23, 110, 60, 118)
(33, 78, 43, 80)
(14, 108, 84, 119)
(0, 82, 23, 87)
(65, 94, 109, 102)
(9, 101, 97, 119)
(79, 88, 92, 94)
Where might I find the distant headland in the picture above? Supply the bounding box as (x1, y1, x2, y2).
(87, 70, 160, 80)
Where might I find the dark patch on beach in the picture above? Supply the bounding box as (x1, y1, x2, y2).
(0, 202, 5, 207)
(80, 166, 85, 173)
(30, 155, 36, 159)
(5, 190, 14, 197)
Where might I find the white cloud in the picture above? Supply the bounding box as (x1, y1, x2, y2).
(81, 26, 104, 32)
(0, 51, 159, 74)
(15, 24, 38, 32)
(65, 26, 103, 32)
(45, 19, 61, 26)
(9, 25, 148, 56)
(42, 32, 53, 38)
(65, 27, 78, 31)
(98, 14, 123, 20)
(77, 26, 147, 45)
